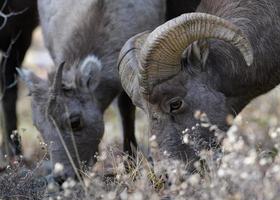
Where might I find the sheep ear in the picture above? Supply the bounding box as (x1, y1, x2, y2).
(17, 68, 43, 95)
(77, 55, 102, 91)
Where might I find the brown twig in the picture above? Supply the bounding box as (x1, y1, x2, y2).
(0, 0, 28, 30)
(0, 31, 21, 100)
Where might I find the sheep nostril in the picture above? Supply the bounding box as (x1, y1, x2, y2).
(69, 114, 83, 131)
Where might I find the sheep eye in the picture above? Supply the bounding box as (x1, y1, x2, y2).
(169, 98, 184, 113)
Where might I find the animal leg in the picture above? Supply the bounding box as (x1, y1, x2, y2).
(118, 91, 137, 157)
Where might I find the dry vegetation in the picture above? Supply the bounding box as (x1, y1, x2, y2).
(1, 30, 280, 200)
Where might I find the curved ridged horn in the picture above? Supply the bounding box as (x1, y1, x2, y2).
(118, 32, 150, 106)
(140, 12, 254, 95)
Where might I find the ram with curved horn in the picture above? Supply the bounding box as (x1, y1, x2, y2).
(119, 0, 280, 169)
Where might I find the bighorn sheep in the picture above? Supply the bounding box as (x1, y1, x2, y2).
(118, 0, 280, 169)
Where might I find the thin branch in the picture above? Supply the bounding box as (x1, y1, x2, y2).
(0, 31, 21, 100)
(0, 8, 28, 30)
(47, 114, 88, 194)
(65, 105, 83, 173)
(0, 0, 8, 12)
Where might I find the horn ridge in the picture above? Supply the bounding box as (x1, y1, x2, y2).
(139, 12, 254, 95)
(118, 32, 150, 106)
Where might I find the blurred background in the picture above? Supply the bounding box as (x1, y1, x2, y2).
(16, 27, 280, 162)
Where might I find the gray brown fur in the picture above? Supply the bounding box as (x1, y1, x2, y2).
(21, 0, 165, 180)
(119, 0, 280, 169)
